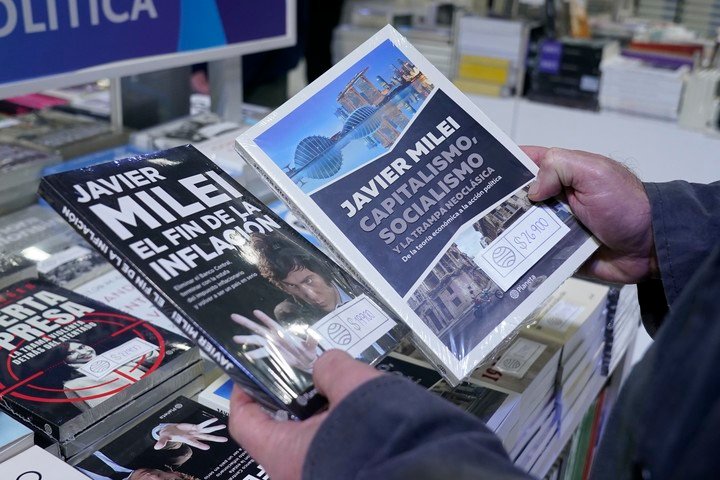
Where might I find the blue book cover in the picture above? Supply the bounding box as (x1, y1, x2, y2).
(0, 411, 32, 451)
(237, 26, 598, 384)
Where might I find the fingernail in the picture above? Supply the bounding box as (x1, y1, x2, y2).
(528, 181, 538, 197)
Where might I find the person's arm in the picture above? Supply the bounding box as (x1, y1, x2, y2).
(229, 351, 530, 480)
(644, 181, 720, 306)
(303, 374, 532, 480)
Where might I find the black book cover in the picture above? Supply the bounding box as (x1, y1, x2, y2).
(39, 145, 406, 419)
(75, 396, 266, 480)
(0, 279, 198, 442)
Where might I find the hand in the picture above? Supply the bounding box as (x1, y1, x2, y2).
(153, 418, 228, 450)
(229, 350, 382, 480)
(522, 146, 658, 283)
(232, 310, 321, 373)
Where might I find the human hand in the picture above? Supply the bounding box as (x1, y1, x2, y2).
(153, 418, 228, 451)
(228, 350, 382, 480)
(522, 146, 658, 283)
(232, 310, 321, 373)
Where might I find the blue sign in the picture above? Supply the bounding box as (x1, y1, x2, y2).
(0, 0, 289, 84)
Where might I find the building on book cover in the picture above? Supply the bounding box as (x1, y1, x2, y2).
(237, 25, 598, 384)
(38, 146, 406, 419)
(76, 396, 266, 480)
(0, 280, 198, 442)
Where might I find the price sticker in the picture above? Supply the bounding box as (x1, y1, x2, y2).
(312, 294, 396, 358)
(475, 205, 569, 291)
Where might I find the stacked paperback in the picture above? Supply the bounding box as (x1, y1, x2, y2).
(678, 69, 720, 131)
(599, 55, 689, 120)
(0, 280, 202, 460)
(0, 141, 61, 214)
(528, 38, 619, 110)
(334, 24, 455, 79)
(454, 16, 529, 97)
(680, 0, 720, 37)
(0, 109, 125, 160)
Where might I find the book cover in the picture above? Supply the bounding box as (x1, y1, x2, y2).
(0, 445, 90, 479)
(75, 396, 267, 480)
(38, 145, 406, 419)
(198, 374, 234, 414)
(237, 25, 598, 383)
(0, 279, 198, 442)
(0, 411, 33, 463)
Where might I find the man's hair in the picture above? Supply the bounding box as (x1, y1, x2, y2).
(251, 232, 332, 289)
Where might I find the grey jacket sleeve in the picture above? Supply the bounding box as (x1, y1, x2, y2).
(303, 375, 532, 480)
(640, 181, 720, 333)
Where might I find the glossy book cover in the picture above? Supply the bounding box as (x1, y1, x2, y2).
(39, 145, 406, 419)
(237, 25, 598, 384)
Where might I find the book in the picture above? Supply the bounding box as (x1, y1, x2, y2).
(75, 396, 267, 480)
(0, 279, 199, 443)
(38, 145, 407, 419)
(236, 25, 598, 384)
(0, 445, 90, 479)
(0, 411, 33, 463)
(198, 374, 235, 414)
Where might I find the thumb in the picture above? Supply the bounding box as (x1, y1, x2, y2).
(312, 350, 382, 404)
(154, 438, 168, 450)
(527, 147, 577, 202)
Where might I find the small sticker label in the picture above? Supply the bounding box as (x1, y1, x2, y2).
(538, 300, 585, 332)
(78, 338, 157, 380)
(494, 337, 546, 378)
(313, 294, 396, 358)
(475, 205, 570, 291)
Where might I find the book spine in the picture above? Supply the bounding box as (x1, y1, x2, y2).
(36, 180, 286, 416)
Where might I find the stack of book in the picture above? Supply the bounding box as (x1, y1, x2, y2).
(0, 93, 68, 115)
(680, 0, 720, 37)
(599, 55, 689, 120)
(333, 24, 455, 78)
(678, 68, 720, 131)
(636, 0, 682, 21)
(0, 204, 111, 290)
(527, 38, 619, 110)
(0, 280, 203, 461)
(45, 82, 112, 119)
(0, 141, 61, 214)
(454, 16, 528, 97)
(0, 109, 126, 159)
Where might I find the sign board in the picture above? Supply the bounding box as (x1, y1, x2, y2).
(0, 0, 296, 97)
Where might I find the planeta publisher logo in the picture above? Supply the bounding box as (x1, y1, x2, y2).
(0, 312, 166, 408)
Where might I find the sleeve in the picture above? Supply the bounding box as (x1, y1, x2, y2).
(643, 181, 720, 307)
(302, 375, 532, 480)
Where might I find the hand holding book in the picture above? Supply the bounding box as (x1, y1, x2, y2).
(522, 146, 658, 284)
(231, 310, 321, 373)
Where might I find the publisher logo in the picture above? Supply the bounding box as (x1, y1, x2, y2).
(509, 289, 519, 299)
(492, 246, 517, 268)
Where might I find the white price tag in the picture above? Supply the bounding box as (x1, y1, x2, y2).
(475, 205, 570, 291)
(494, 337, 546, 378)
(78, 338, 157, 380)
(313, 294, 396, 358)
